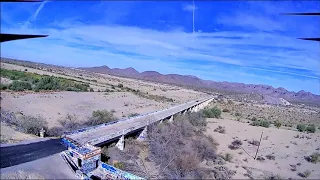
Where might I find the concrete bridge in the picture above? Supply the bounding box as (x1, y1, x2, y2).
(65, 96, 215, 150)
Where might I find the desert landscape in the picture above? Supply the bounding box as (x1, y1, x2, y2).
(1, 58, 319, 179)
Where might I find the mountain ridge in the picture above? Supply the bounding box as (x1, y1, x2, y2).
(79, 65, 320, 105)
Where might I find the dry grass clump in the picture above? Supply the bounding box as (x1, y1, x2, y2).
(248, 139, 260, 146)
(298, 170, 311, 178)
(228, 140, 242, 150)
(305, 152, 320, 164)
(214, 126, 226, 134)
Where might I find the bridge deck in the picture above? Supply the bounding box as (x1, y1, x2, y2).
(67, 97, 212, 145)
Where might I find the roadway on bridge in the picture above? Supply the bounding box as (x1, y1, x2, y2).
(67, 97, 211, 145)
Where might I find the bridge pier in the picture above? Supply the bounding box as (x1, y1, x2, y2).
(137, 126, 148, 141)
(116, 135, 125, 151)
(169, 115, 173, 123)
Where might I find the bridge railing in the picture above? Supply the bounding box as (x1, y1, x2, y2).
(67, 97, 212, 139)
(87, 98, 213, 145)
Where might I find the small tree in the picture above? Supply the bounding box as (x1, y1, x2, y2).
(275, 121, 282, 128)
(203, 107, 221, 118)
(117, 83, 124, 88)
(260, 120, 270, 128)
(297, 124, 306, 132)
(306, 124, 316, 133)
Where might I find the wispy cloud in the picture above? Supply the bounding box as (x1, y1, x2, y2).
(24, 1, 48, 28)
(1, 1, 319, 94)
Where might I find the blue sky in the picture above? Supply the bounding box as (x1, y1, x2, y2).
(1, 1, 320, 94)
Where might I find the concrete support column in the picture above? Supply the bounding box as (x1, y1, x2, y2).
(116, 135, 125, 151)
(137, 126, 147, 141)
(169, 115, 174, 123)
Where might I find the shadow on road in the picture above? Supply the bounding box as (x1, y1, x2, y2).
(0, 139, 66, 168)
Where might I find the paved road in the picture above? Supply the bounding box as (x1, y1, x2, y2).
(68, 97, 213, 145)
(0, 139, 66, 168)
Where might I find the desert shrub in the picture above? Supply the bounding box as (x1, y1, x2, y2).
(192, 137, 217, 161)
(251, 116, 257, 121)
(274, 121, 282, 128)
(306, 124, 316, 133)
(260, 120, 270, 128)
(223, 153, 233, 162)
(298, 170, 311, 178)
(227, 100, 234, 105)
(297, 124, 307, 132)
(86, 110, 116, 126)
(35, 77, 60, 90)
(229, 140, 242, 150)
(250, 119, 270, 128)
(89, 88, 94, 92)
(248, 140, 260, 146)
(222, 109, 230, 112)
(305, 153, 320, 164)
(214, 126, 226, 134)
(46, 126, 65, 137)
(256, 156, 265, 161)
(203, 106, 221, 118)
(117, 83, 123, 88)
(16, 116, 48, 135)
(128, 113, 140, 117)
(266, 154, 276, 160)
(59, 114, 83, 130)
(0, 84, 8, 90)
(9, 81, 32, 91)
(183, 111, 207, 127)
(235, 112, 241, 117)
(147, 112, 218, 179)
(113, 161, 125, 170)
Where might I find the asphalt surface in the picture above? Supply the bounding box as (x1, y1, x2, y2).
(0, 139, 66, 168)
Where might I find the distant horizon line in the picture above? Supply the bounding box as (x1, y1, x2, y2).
(1, 57, 319, 96)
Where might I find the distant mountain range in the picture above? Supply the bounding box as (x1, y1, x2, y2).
(79, 65, 320, 105)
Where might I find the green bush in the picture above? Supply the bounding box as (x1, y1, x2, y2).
(274, 121, 282, 128)
(250, 119, 270, 128)
(128, 113, 140, 117)
(203, 106, 221, 118)
(86, 110, 116, 126)
(17, 116, 48, 135)
(306, 124, 316, 133)
(9, 81, 32, 91)
(297, 124, 306, 132)
(113, 162, 125, 170)
(251, 116, 257, 121)
(0, 84, 8, 90)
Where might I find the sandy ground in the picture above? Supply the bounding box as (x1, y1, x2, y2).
(0, 123, 39, 143)
(1, 91, 171, 128)
(0, 153, 76, 179)
(0, 62, 205, 130)
(205, 117, 320, 179)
